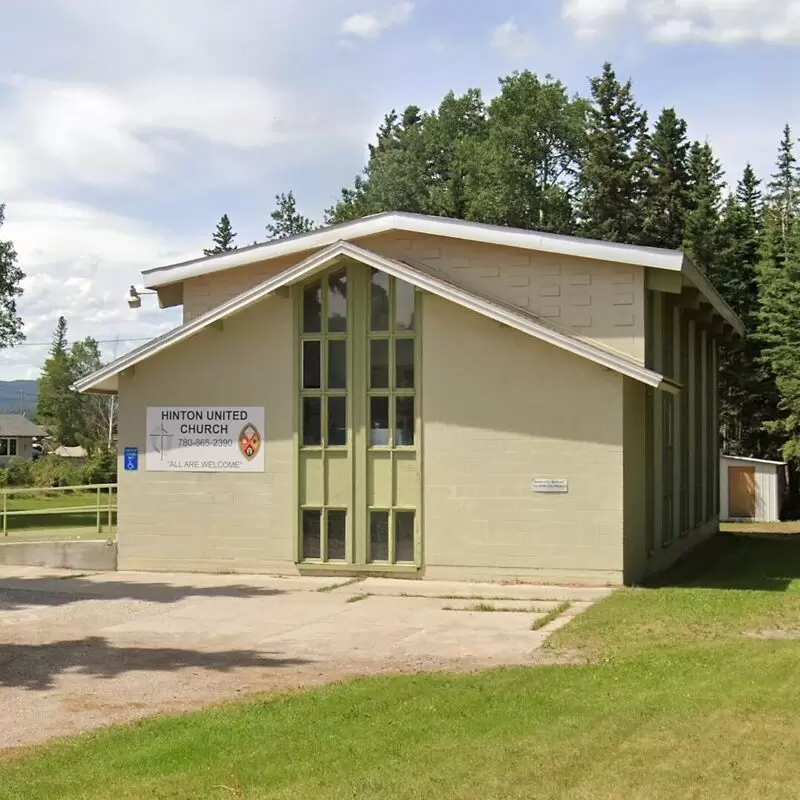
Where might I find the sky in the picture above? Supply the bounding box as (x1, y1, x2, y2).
(0, 0, 798, 380)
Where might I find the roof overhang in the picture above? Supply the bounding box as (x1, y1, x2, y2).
(144, 212, 688, 288)
(142, 211, 743, 338)
(75, 241, 668, 395)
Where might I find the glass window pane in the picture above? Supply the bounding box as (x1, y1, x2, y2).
(302, 397, 321, 446)
(302, 341, 321, 389)
(370, 511, 389, 562)
(327, 397, 347, 446)
(370, 339, 389, 389)
(328, 340, 347, 390)
(395, 512, 415, 562)
(370, 269, 390, 331)
(302, 510, 321, 559)
(395, 397, 415, 447)
(395, 339, 414, 389)
(303, 281, 322, 333)
(327, 269, 347, 332)
(327, 511, 346, 561)
(0, 440, 6, 456)
(9, 439, 16, 456)
(370, 396, 389, 446)
(395, 280, 416, 331)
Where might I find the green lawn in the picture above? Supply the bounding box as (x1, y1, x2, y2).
(1, 491, 116, 538)
(2, 533, 800, 799)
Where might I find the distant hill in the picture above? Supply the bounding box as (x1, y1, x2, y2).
(0, 380, 38, 415)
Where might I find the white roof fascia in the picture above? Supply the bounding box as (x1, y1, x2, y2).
(142, 212, 686, 290)
(76, 240, 666, 394)
(721, 454, 787, 466)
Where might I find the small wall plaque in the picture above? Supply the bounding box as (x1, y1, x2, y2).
(532, 478, 568, 493)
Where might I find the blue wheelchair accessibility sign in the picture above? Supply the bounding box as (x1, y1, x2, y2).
(123, 447, 139, 471)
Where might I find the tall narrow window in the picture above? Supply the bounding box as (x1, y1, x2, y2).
(368, 271, 418, 565)
(299, 268, 350, 564)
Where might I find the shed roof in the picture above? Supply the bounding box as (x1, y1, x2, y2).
(75, 241, 670, 395)
(0, 414, 46, 437)
(721, 454, 787, 466)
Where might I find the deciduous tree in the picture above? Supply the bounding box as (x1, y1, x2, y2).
(0, 204, 24, 349)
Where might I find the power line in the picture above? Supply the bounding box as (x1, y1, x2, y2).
(7, 336, 153, 348)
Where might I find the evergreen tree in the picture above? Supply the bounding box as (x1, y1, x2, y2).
(683, 141, 725, 277)
(640, 108, 691, 248)
(266, 192, 316, 240)
(0, 204, 24, 349)
(579, 63, 649, 243)
(756, 126, 800, 461)
(37, 317, 81, 446)
(203, 214, 238, 256)
(716, 165, 780, 457)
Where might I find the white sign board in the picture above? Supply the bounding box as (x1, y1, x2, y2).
(146, 407, 265, 472)
(532, 478, 569, 494)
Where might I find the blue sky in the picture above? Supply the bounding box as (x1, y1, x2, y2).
(1, 0, 798, 379)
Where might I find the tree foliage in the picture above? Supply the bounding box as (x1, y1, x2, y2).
(37, 319, 115, 449)
(756, 126, 800, 461)
(0, 203, 24, 349)
(37, 317, 81, 446)
(204, 214, 238, 255)
(267, 192, 315, 240)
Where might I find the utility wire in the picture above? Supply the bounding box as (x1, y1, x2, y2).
(5, 336, 153, 348)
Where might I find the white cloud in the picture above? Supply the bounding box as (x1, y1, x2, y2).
(0, 74, 354, 193)
(491, 19, 537, 58)
(562, 0, 800, 42)
(562, 0, 628, 38)
(0, 201, 190, 379)
(341, 2, 414, 39)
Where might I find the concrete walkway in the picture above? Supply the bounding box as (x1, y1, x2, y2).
(0, 568, 612, 749)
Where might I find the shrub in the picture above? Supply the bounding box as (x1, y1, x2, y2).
(31, 456, 83, 488)
(81, 446, 117, 485)
(5, 457, 34, 487)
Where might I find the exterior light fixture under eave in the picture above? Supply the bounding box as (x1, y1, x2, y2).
(126, 285, 157, 309)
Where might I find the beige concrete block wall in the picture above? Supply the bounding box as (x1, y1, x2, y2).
(421, 294, 626, 585)
(116, 295, 295, 573)
(179, 232, 646, 362)
(362, 232, 646, 363)
(182, 251, 315, 321)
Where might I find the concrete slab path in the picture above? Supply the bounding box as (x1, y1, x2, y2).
(0, 568, 612, 749)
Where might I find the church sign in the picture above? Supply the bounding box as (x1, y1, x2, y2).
(145, 407, 265, 472)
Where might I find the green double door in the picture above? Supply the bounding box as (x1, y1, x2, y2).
(296, 262, 421, 569)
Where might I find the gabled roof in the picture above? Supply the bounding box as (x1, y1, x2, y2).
(142, 211, 743, 335)
(75, 241, 668, 395)
(0, 414, 46, 437)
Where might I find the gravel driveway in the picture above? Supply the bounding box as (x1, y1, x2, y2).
(0, 567, 610, 749)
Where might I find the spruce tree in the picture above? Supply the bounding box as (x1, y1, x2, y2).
(0, 204, 24, 349)
(37, 317, 81, 446)
(579, 63, 649, 243)
(203, 214, 238, 256)
(756, 126, 800, 461)
(716, 165, 780, 457)
(266, 192, 316, 240)
(640, 108, 691, 249)
(683, 141, 725, 277)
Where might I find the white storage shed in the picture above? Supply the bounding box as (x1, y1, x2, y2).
(720, 455, 787, 523)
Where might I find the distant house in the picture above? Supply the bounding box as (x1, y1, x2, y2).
(0, 415, 46, 466)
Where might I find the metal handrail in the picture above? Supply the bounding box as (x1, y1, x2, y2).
(1, 483, 118, 537)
